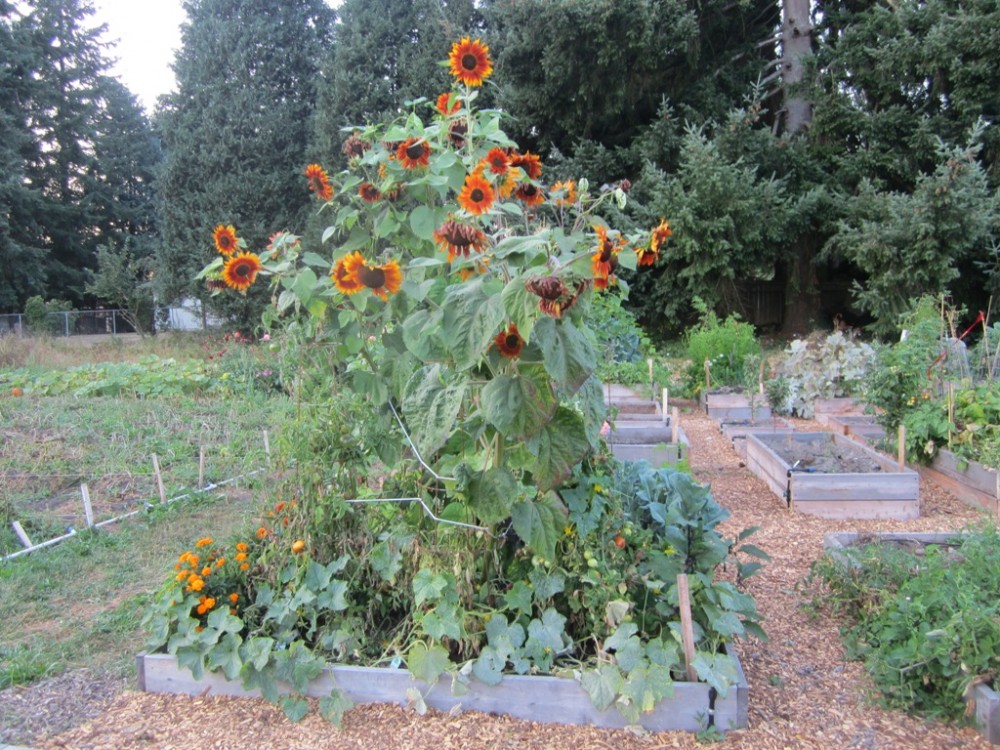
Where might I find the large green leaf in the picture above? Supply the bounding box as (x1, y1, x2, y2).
(501, 272, 544, 340)
(442, 277, 506, 371)
(402, 365, 468, 457)
(318, 689, 354, 725)
(580, 665, 624, 711)
(511, 492, 565, 561)
(531, 316, 595, 394)
(469, 466, 520, 524)
(527, 406, 591, 492)
(481, 365, 557, 440)
(402, 309, 448, 362)
(408, 641, 451, 686)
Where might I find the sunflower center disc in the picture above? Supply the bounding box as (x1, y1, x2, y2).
(406, 143, 424, 160)
(357, 265, 386, 289)
(470, 189, 484, 203)
(462, 53, 477, 71)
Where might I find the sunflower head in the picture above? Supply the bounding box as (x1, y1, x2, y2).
(358, 182, 382, 203)
(650, 219, 672, 253)
(354, 259, 403, 301)
(484, 148, 510, 175)
(550, 180, 577, 207)
(525, 275, 586, 319)
(222, 252, 262, 292)
(342, 133, 371, 160)
(494, 323, 524, 358)
(449, 37, 493, 87)
(436, 92, 461, 116)
(510, 151, 542, 180)
(458, 173, 495, 216)
(305, 164, 333, 201)
(213, 224, 239, 256)
(331, 252, 365, 295)
(433, 219, 488, 262)
(396, 138, 431, 169)
(514, 183, 544, 207)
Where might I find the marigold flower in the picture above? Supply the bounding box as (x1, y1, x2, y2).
(235, 542, 248, 553)
(436, 92, 461, 116)
(195, 537, 213, 547)
(292, 540, 306, 554)
(331, 251, 365, 295)
(235, 552, 248, 562)
(275, 501, 285, 513)
(222, 252, 262, 292)
(458, 173, 495, 216)
(215, 558, 225, 567)
(305, 163, 333, 201)
(395, 138, 431, 169)
(494, 323, 524, 358)
(175, 571, 189, 582)
(240, 563, 250, 571)
(188, 577, 205, 592)
(201, 566, 212, 577)
(550, 180, 577, 207)
(433, 219, 488, 262)
(256, 527, 268, 539)
(213, 225, 238, 256)
(449, 37, 493, 87)
(229, 593, 240, 604)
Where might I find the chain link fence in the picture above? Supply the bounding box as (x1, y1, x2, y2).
(0, 309, 136, 337)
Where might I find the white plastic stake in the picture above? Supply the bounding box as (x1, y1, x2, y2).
(198, 446, 205, 488)
(152, 454, 167, 504)
(12, 521, 33, 548)
(671, 407, 680, 445)
(662, 388, 669, 425)
(263, 430, 271, 462)
(80, 483, 94, 527)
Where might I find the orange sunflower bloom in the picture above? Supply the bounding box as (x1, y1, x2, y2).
(494, 323, 524, 358)
(510, 151, 543, 181)
(305, 163, 333, 201)
(433, 219, 488, 262)
(650, 219, 672, 254)
(396, 138, 431, 169)
(591, 225, 623, 279)
(458, 173, 495, 215)
(353, 258, 403, 301)
(449, 37, 493, 87)
(358, 182, 382, 202)
(436, 92, 460, 115)
(331, 251, 365, 295)
(514, 183, 545, 206)
(213, 225, 239, 256)
(484, 148, 510, 175)
(550, 180, 577, 207)
(222, 252, 262, 292)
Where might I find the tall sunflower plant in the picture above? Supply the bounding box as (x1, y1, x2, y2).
(164, 37, 760, 724)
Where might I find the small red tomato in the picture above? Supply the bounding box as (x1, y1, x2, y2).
(614, 534, 626, 549)
(11, 387, 23, 397)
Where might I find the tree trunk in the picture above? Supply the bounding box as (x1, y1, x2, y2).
(780, 0, 812, 135)
(782, 236, 822, 336)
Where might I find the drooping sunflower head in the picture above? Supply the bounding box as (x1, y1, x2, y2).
(514, 183, 544, 207)
(650, 219, 672, 253)
(358, 182, 382, 203)
(354, 258, 403, 301)
(458, 172, 495, 216)
(510, 151, 543, 181)
(494, 323, 525, 358)
(396, 138, 431, 170)
(635, 244, 659, 267)
(213, 224, 239, 256)
(448, 37, 493, 87)
(331, 251, 365, 295)
(305, 163, 333, 201)
(342, 133, 371, 160)
(448, 120, 468, 148)
(433, 218, 488, 262)
(550, 180, 577, 207)
(436, 92, 461, 116)
(524, 275, 586, 319)
(222, 252, 262, 292)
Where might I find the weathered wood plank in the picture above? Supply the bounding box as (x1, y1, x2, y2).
(792, 473, 919, 502)
(916, 464, 1000, 515)
(930, 449, 998, 496)
(137, 651, 747, 733)
(787, 499, 918, 520)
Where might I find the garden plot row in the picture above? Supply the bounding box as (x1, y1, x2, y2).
(604, 384, 688, 466)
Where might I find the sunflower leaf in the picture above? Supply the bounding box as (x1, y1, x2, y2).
(527, 406, 591, 492)
(409, 205, 438, 241)
(531, 316, 595, 395)
(441, 277, 505, 371)
(480, 365, 557, 440)
(402, 365, 468, 458)
(511, 493, 565, 562)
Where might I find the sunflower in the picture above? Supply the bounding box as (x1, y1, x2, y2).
(436, 92, 460, 116)
(484, 148, 510, 175)
(591, 225, 623, 278)
(635, 243, 658, 267)
(213, 224, 239, 256)
(449, 37, 493, 87)
(510, 151, 542, 180)
(458, 258, 490, 281)
(525, 275, 584, 319)
(448, 120, 468, 148)
(494, 323, 525, 358)
(433, 219, 488, 262)
(222, 252, 262, 292)
(650, 219, 672, 253)
(353, 258, 403, 301)
(331, 251, 365, 295)
(305, 163, 333, 201)
(358, 182, 382, 203)
(514, 183, 545, 207)
(342, 133, 370, 159)
(550, 180, 577, 207)
(396, 138, 431, 169)
(498, 167, 522, 199)
(458, 172, 495, 215)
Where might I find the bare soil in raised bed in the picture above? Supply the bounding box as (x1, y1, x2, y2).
(758, 432, 884, 474)
(8, 407, 995, 750)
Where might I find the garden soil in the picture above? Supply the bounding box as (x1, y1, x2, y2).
(6, 407, 995, 750)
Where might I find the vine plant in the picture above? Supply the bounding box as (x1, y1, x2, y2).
(144, 38, 765, 724)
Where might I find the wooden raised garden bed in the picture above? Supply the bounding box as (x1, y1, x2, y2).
(701, 391, 771, 423)
(824, 414, 886, 445)
(609, 420, 688, 466)
(823, 531, 999, 744)
(720, 418, 795, 461)
(917, 448, 999, 515)
(812, 397, 863, 426)
(745, 432, 919, 520)
(137, 649, 749, 733)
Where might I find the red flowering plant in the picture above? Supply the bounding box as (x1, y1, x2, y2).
(152, 37, 763, 726)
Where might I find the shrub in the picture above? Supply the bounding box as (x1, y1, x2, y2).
(774, 331, 876, 418)
(684, 302, 760, 393)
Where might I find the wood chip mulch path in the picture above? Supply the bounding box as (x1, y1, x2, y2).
(35, 407, 996, 750)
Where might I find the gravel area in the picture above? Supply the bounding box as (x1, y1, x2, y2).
(14, 407, 996, 749)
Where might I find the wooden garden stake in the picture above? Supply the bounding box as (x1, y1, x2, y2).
(671, 407, 680, 445)
(80, 483, 94, 527)
(662, 388, 669, 425)
(263, 430, 271, 463)
(152, 454, 166, 504)
(704, 359, 711, 393)
(677, 573, 699, 682)
(12, 521, 33, 548)
(198, 446, 205, 488)
(897, 425, 906, 469)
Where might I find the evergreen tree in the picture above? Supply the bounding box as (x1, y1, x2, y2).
(156, 0, 334, 328)
(312, 0, 478, 168)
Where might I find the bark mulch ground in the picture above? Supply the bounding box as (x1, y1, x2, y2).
(14, 407, 997, 750)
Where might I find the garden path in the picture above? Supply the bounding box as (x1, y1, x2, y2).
(28, 405, 997, 749)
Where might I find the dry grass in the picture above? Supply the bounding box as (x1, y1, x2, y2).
(0, 332, 213, 370)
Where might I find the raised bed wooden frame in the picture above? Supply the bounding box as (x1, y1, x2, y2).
(745, 432, 920, 520)
(701, 392, 772, 423)
(917, 448, 999, 516)
(137, 649, 749, 733)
